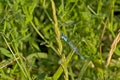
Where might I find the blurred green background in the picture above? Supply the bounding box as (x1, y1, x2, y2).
(0, 0, 120, 80)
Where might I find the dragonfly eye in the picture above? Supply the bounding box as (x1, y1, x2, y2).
(60, 33, 68, 42)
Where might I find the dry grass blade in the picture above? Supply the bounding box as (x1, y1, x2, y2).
(0, 57, 20, 69)
(51, 0, 62, 55)
(99, 18, 108, 54)
(106, 31, 120, 67)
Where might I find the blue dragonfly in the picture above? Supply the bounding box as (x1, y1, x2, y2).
(61, 33, 84, 60)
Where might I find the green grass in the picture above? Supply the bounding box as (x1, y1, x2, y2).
(0, 0, 120, 80)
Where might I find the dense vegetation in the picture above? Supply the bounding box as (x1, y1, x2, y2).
(0, 0, 120, 80)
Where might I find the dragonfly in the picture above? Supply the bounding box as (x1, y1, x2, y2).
(61, 33, 84, 60)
